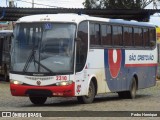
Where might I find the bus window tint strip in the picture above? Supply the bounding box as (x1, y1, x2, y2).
(89, 22, 156, 49)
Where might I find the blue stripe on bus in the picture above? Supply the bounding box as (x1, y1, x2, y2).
(104, 49, 156, 92)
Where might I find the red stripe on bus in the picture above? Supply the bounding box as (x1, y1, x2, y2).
(125, 63, 157, 67)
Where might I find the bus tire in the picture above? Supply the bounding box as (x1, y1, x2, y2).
(29, 96, 47, 105)
(127, 77, 137, 99)
(77, 81, 95, 104)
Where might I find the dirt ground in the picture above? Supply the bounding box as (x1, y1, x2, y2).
(0, 81, 160, 119)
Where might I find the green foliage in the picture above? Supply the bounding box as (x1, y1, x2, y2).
(83, 0, 92, 9)
(83, 0, 104, 9)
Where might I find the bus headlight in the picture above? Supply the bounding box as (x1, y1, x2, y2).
(10, 80, 23, 85)
(56, 81, 73, 86)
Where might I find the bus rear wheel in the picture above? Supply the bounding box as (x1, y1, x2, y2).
(118, 77, 137, 99)
(29, 96, 47, 105)
(127, 77, 137, 99)
(77, 81, 95, 104)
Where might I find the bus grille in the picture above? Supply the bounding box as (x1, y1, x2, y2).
(25, 89, 52, 97)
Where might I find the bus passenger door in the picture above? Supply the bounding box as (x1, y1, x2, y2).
(75, 21, 88, 96)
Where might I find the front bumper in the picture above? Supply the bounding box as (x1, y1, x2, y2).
(10, 82, 75, 97)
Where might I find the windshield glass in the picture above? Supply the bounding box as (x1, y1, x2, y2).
(11, 23, 76, 74)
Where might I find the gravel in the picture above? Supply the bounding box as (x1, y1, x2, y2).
(0, 81, 160, 119)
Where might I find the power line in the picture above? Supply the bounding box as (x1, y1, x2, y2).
(40, 0, 84, 8)
(15, 0, 63, 8)
(40, 0, 69, 3)
(40, 0, 83, 4)
(14, 0, 84, 8)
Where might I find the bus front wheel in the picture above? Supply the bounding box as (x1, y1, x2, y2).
(77, 81, 95, 104)
(29, 96, 47, 105)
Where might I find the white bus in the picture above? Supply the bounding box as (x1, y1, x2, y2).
(10, 14, 157, 104)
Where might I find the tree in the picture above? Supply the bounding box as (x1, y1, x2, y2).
(83, 0, 104, 9)
(83, 0, 154, 9)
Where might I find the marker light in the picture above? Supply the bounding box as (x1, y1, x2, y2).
(10, 80, 23, 85)
(56, 81, 73, 86)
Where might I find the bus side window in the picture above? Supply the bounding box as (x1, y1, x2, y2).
(101, 25, 112, 46)
(143, 28, 149, 47)
(149, 28, 156, 47)
(95, 24, 101, 45)
(76, 21, 88, 72)
(112, 25, 123, 46)
(90, 23, 100, 46)
(134, 27, 143, 47)
(124, 27, 133, 46)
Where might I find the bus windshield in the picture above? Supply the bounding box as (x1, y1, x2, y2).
(11, 23, 76, 74)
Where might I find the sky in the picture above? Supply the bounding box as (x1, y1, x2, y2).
(1, 0, 160, 26)
(0, 0, 85, 8)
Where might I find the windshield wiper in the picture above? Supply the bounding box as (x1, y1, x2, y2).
(23, 50, 54, 74)
(23, 49, 36, 72)
(34, 60, 54, 74)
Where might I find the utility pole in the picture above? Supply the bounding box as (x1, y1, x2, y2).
(9, 0, 15, 7)
(153, 0, 157, 9)
(9, 0, 15, 30)
(32, 0, 34, 8)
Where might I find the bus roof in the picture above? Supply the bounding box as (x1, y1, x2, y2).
(17, 13, 155, 28)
